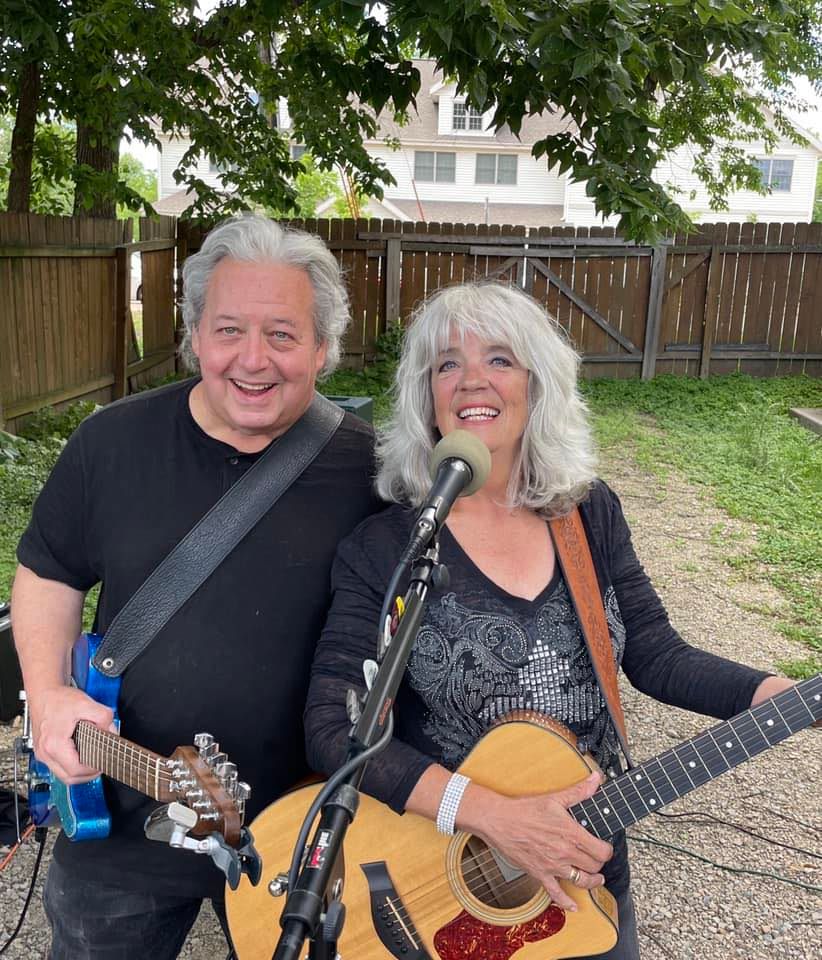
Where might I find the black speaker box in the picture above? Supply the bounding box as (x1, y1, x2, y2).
(0, 603, 23, 722)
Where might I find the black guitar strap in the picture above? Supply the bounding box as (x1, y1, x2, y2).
(91, 392, 345, 678)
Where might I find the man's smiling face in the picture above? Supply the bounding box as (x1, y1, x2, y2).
(189, 258, 327, 452)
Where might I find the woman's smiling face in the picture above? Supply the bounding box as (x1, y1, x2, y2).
(432, 330, 530, 468)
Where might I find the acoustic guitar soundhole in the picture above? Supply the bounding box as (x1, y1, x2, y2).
(460, 837, 541, 909)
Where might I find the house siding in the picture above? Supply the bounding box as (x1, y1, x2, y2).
(367, 143, 565, 206)
(565, 140, 819, 226)
(657, 142, 818, 223)
(156, 134, 225, 199)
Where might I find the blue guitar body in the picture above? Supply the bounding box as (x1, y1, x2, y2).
(28, 633, 121, 840)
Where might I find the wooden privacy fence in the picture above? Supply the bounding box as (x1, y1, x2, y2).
(180, 218, 822, 379)
(0, 212, 177, 430)
(2, 215, 820, 429)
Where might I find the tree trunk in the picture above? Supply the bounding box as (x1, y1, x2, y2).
(6, 60, 41, 213)
(73, 121, 120, 218)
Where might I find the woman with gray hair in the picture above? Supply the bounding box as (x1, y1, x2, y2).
(304, 281, 793, 960)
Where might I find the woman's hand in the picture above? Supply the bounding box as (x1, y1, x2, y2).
(751, 676, 821, 728)
(406, 765, 613, 912)
(460, 772, 613, 911)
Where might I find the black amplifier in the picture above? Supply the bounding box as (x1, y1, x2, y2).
(0, 602, 23, 722)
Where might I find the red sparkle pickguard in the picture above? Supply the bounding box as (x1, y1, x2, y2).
(433, 906, 566, 960)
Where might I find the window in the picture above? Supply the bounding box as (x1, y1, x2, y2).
(291, 145, 307, 161)
(414, 151, 456, 183)
(453, 101, 485, 131)
(754, 158, 794, 191)
(475, 154, 517, 185)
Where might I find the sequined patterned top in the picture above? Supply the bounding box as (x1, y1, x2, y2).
(305, 481, 768, 894)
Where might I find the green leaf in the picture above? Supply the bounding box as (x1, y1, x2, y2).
(571, 49, 600, 80)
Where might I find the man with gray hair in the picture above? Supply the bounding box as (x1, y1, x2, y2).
(11, 215, 380, 958)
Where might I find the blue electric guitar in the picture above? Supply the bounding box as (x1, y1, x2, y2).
(24, 633, 249, 846)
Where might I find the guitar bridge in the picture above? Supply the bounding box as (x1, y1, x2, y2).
(361, 861, 431, 959)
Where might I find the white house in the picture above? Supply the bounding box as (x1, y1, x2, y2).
(152, 59, 821, 226)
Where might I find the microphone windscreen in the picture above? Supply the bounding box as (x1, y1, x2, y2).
(429, 430, 492, 497)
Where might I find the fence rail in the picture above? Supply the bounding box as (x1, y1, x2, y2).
(1, 214, 819, 431)
(179, 218, 822, 380)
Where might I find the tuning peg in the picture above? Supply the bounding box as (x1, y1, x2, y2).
(216, 761, 238, 784)
(193, 733, 214, 752)
(206, 751, 228, 768)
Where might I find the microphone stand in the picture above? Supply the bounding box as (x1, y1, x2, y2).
(272, 539, 444, 960)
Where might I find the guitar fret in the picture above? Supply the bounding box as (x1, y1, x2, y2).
(575, 797, 611, 839)
(732, 712, 771, 755)
(711, 722, 750, 769)
(629, 764, 666, 813)
(646, 756, 679, 804)
(671, 741, 712, 790)
(568, 675, 820, 841)
(601, 778, 634, 826)
(691, 729, 728, 778)
(665, 747, 697, 791)
(593, 782, 629, 832)
(615, 768, 654, 824)
(658, 750, 697, 798)
(705, 729, 733, 772)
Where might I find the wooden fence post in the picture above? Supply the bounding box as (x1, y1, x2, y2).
(700, 244, 722, 379)
(641, 244, 668, 380)
(384, 237, 401, 325)
(113, 245, 129, 398)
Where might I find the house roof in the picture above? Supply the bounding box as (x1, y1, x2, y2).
(372, 60, 573, 147)
(385, 199, 565, 228)
(153, 188, 197, 216)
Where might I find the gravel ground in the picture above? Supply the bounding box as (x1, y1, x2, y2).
(1, 451, 820, 959)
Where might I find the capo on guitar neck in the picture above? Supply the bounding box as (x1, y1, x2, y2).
(144, 801, 262, 891)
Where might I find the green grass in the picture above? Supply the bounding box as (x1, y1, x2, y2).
(581, 374, 822, 678)
(2, 367, 819, 677)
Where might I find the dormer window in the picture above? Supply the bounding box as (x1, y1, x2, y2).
(453, 101, 484, 131)
(754, 158, 793, 191)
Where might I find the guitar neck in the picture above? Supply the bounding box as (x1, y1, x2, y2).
(570, 675, 821, 840)
(73, 721, 168, 800)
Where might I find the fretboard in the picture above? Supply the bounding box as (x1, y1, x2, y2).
(73, 721, 166, 800)
(570, 674, 821, 839)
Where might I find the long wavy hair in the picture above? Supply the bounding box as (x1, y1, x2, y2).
(376, 282, 597, 516)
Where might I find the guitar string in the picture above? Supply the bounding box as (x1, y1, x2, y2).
(74, 723, 176, 792)
(72, 725, 244, 815)
(74, 683, 820, 922)
(365, 692, 820, 922)
(74, 723, 170, 777)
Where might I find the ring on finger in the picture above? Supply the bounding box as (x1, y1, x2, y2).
(569, 867, 581, 885)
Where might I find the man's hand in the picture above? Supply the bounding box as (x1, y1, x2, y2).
(31, 686, 115, 784)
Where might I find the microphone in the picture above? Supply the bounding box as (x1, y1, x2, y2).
(404, 430, 491, 559)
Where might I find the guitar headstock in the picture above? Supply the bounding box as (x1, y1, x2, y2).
(160, 733, 251, 847)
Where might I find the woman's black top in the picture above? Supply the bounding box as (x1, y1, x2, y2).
(304, 481, 768, 895)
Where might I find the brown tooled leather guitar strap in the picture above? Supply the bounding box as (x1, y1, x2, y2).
(549, 506, 634, 768)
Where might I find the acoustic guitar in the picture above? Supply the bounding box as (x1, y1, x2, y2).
(226, 674, 820, 960)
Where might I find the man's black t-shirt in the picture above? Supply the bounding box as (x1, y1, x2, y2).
(18, 379, 381, 898)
